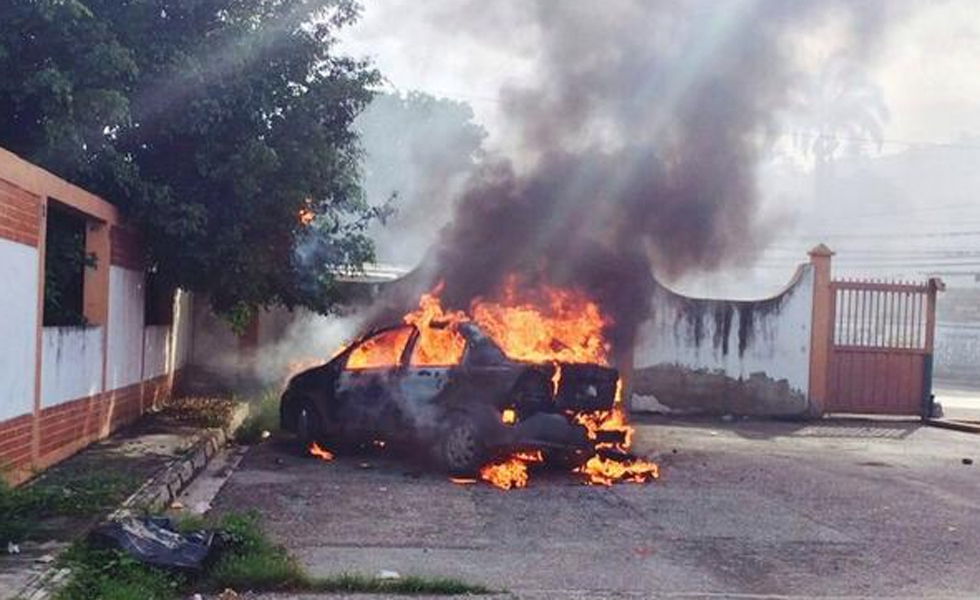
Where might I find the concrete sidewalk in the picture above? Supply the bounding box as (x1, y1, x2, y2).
(0, 404, 241, 600)
(935, 386, 980, 423)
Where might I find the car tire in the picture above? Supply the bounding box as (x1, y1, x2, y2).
(440, 413, 485, 476)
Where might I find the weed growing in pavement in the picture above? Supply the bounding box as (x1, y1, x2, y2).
(309, 573, 494, 595)
(235, 388, 281, 444)
(203, 511, 308, 591)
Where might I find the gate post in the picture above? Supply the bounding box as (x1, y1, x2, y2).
(807, 244, 835, 417)
(921, 277, 945, 418)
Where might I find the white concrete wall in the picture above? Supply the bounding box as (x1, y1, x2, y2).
(188, 300, 242, 379)
(173, 290, 193, 368)
(40, 326, 104, 407)
(634, 265, 815, 415)
(105, 266, 145, 390)
(143, 325, 172, 379)
(0, 238, 38, 421)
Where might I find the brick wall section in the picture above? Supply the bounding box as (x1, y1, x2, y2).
(0, 375, 175, 484)
(0, 414, 34, 472)
(36, 376, 172, 460)
(110, 225, 145, 270)
(38, 395, 111, 457)
(0, 177, 41, 247)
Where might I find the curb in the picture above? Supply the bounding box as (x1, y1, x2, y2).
(15, 425, 236, 600)
(112, 427, 228, 518)
(926, 418, 980, 435)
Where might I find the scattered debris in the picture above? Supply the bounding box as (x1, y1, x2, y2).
(378, 570, 402, 580)
(159, 396, 240, 429)
(963, 458, 973, 465)
(7, 541, 20, 554)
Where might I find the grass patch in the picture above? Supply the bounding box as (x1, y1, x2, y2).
(53, 511, 492, 598)
(235, 388, 281, 444)
(203, 512, 307, 591)
(54, 545, 181, 600)
(0, 472, 135, 545)
(310, 573, 493, 595)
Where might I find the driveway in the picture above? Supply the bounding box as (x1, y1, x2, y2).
(210, 417, 980, 599)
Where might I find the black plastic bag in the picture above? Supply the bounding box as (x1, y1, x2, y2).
(90, 516, 213, 571)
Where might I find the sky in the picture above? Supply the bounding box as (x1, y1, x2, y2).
(338, 0, 980, 296)
(341, 0, 980, 153)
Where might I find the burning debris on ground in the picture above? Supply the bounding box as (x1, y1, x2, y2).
(286, 285, 658, 490)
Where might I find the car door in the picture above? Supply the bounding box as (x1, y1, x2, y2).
(335, 326, 414, 438)
(394, 323, 468, 436)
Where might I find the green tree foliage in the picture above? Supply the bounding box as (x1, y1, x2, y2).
(0, 0, 381, 318)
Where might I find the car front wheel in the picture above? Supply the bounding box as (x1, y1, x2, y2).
(441, 413, 485, 475)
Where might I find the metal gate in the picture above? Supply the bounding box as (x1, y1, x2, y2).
(826, 279, 942, 416)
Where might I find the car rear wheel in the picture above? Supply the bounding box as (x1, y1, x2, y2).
(441, 413, 485, 475)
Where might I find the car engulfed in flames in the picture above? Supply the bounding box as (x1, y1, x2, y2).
(280, 283, 657, 489)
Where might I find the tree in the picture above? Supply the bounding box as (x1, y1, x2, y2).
(0, 0, 382, 323)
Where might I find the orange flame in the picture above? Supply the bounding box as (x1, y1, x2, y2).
(403, 289, 468, 365)
(346, 327, 414, 370)
(576, 454, 660, 486)
(308, 442, 334, 461)
(471, 279, 610, 365)
(298, 198, 315, 226)
(551, 363, 562, 395)
(476, 452, 543, 490)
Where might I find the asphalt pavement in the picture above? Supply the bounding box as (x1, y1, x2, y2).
(211, 417, 980, 599)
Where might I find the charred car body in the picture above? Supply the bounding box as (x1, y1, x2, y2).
(280, 321, 619, 474)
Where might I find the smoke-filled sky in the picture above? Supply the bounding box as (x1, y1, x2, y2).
(342, 0, 980, 155)
(341, 0, 980, 301)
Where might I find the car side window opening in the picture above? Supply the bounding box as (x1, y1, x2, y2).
(346, 327, 413, 370)
(410, 324, 467, 367)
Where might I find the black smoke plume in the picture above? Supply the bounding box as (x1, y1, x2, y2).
(376, 0, 894, 355)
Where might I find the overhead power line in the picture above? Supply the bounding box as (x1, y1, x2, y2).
(784, 130, 980, 152)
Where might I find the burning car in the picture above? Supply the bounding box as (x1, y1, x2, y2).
(280, 319, 620, 474)
(281, 286, 658, 488)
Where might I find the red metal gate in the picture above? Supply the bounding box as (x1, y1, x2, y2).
(826, 278, 942, 416)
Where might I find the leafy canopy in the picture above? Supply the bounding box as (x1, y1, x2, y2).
(0, 0, 382, 319)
